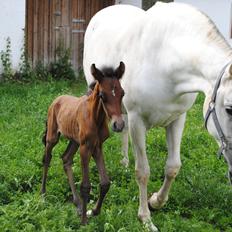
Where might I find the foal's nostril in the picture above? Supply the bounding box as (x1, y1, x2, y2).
(112, 120, 125, 132)
(112, 121, 117, 131)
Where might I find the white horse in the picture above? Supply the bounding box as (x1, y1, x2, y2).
(83, 2, 232, 231)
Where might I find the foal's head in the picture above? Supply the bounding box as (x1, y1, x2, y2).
(90, 62, 125, 132)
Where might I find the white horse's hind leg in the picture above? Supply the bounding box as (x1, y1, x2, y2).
(129, 113, 158, 232)
(120, 114, 129, 167)
(149, 113, 186, 209)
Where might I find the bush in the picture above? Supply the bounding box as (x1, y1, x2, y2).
(49, 45, 76, 80)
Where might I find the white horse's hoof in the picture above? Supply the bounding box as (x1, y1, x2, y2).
(144, 219, 159, 232)
(148, 192, 168, 210)
(120, 157, 129, 167)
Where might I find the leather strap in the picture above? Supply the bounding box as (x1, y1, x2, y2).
(204, 62, 231, 158)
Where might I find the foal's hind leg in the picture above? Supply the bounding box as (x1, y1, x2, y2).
(41, 134, 60, 194)
(149, 113, 186, 209)
(91, 145, 110, 216)
(62, 140, 82, 215)
(79, 144, 91, 224)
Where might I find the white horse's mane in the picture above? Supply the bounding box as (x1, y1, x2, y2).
(200, 10, 232, 56)
(149, 2, 232, 56)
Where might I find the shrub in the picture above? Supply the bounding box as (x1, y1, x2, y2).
(49, 44, 76, 80)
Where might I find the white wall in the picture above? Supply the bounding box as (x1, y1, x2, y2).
(175, 0, 232, 45)
(115, 0, 142, 8)
(0, 0, 25, 72)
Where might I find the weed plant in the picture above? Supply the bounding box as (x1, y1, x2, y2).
(0, 37, 13, 81)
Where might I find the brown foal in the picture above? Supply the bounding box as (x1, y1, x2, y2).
(41, 62, 125, 224)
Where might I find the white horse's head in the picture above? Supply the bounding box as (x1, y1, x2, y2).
(204, 64, 232, 184)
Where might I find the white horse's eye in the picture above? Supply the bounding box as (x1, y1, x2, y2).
(225, 107, 232, 116)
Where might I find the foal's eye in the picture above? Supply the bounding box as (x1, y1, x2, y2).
(99, 92, 107, 102)
(225, 107, 232, 116)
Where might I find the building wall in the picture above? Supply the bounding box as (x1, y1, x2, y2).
(175, 0, 232, 45)
(115, 0, 142, 8)
(0, 0, 25, 72)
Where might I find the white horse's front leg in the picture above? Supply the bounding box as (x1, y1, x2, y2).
(120, 114, 129, 167)
(129, 113, 158, 232)
(149, 113, 186, 209)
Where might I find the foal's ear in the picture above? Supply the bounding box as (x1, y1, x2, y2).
(115, 61, 125, 79)
(91, 64, 104, 82)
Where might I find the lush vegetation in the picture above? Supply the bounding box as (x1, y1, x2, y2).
(0, 79, 232, 232)
(0, 37, 76, 82)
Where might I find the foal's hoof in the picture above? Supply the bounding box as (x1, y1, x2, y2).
(81, 215, 88, 225)
(120, 157, 129, 168)
(40, 188, 46, 196)
(81, 219, 88, 225)
(148, 193, 168, 210)
(76, 207, 83, 216)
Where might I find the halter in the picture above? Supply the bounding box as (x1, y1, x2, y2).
(204, 62, 231, 158)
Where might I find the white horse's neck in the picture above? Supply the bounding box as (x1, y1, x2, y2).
(198, 44, 232, 84)
(173, 39, 232, 98)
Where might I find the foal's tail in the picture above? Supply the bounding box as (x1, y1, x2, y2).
(42, 120, 48, 146)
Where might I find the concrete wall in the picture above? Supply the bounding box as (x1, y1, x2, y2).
(0, 0, 25, 72)
(175, 0, 232, 45)
(115, 0, 142, 8)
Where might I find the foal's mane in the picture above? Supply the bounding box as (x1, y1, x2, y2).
(86, 81, 97, 96)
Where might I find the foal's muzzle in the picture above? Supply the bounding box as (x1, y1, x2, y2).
(111, 117, 125, 132)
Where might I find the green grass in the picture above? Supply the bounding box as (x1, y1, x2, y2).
(0, 80, 232, 232)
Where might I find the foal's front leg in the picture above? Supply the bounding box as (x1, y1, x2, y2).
(80, 144, 91, 224)
(41, 138, 59, 194)
(91, 145, 110, 216)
